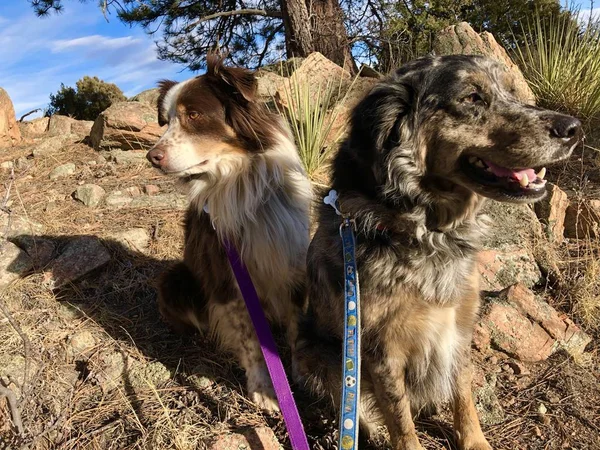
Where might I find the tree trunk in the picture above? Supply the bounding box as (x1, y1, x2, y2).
(281, 0, 314, 58)
(307, 0, 357, 73)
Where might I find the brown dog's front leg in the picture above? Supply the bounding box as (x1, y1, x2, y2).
(366, 353, 424, 450)
(452, 361, 492, 450)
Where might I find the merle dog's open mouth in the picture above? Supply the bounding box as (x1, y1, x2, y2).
(460, 155, 547, 199)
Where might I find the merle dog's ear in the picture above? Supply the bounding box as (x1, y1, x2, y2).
(206, 53, 257, 103)
(156, 79, 178, 126)
(349, 80, 415, 152)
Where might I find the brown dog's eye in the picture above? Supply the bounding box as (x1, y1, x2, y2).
(188, 111, 199, 120)
(463, 93, 485, 105)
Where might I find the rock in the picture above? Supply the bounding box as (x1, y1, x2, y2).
(326, 77, 378, 145)
(499, 283, 591, 357)
(0, 213, 44, 240)
(19, 117, 49, 138)
(433, 22, 535, 104)
(478, 248, 541, 292)
(67, 331, 96, 359)
(481, 298, 555, 362)
(359, 64, 382, 78)
(276, 52, 351, 110)
(0, 88, 21, 148)
(208, 427, 281, 450)
(472, 366, 505, 425)
(564, 199, 600, 238)
(45, 236, 111, 288)
(102, 149, 148, 166)
(535, 183, 569, 243)
(11, 236, 56, 268)
(15, 157, 30, 170)
(256, 71, 287, 100)
(73, 184, 106, 207)
(129, 193, 187, 210)
(124, 186, 142, 197)
(1, 161, 14, 170)
(47, 115, 75, 136)
(143, 184, 160, 196)
(49, 162, 76, 180)
(129, 88, 160, 107)
(261, 57, 305, 76)
(105, 191, 133, 208)
(107, 228, 150, 253)
(90, 102, 165, 151)
(71, 120, 94, 138)
(128, 361, 171, 388)
(0, 241, 33, 287)
(32, 135, 70, 157)
(93, 351, 128, 392)
(479, 201, 542, 290)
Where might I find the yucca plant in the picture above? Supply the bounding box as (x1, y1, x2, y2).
(513, 12, 600, 126)
(273, 62, 359, 180)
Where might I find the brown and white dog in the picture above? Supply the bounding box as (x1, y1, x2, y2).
(147, 55, 311, 411)
(295, 55, 582, 449)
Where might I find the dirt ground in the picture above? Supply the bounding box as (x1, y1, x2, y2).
(0, 140, 598, 450)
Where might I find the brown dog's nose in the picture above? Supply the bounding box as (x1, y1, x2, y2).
(550, 115, 582, 140)
(147, 148, 165, 167)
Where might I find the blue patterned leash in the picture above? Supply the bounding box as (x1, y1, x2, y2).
(324, 190, 361, 450)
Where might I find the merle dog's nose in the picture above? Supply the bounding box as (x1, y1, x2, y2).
(147, 148, 165, 167)
(550, 115, 582, 140)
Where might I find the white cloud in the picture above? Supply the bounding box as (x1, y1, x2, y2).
(577, 7, 600, 24)
(52, 35, 142, 52)
(0, 2, 192, 119)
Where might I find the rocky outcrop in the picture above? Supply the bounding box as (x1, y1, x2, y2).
(479, 202, 543, 291)
(19, 117, 49, 138)
(433, 22, 535, 104)
(534, 183, 569, 242)
(0, 88, 21, 148)
(477, 284, 591, 361)
(129, 88, 160, 108)
(90, 102, 165, 151)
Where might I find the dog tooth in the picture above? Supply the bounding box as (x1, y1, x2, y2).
(519, 173, 529, 187)
(469, 156, 478, 164)
(537, 167, 546, 180)
(475, 160, 485, 168)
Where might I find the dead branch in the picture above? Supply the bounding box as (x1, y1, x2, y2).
(0, 385, 24, 435)
(185, 8, 282, 30)
(18, 109, 42, 122)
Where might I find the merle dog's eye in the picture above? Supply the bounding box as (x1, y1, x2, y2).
(188, 111, 199, 120)
(462, 93, 485, 105)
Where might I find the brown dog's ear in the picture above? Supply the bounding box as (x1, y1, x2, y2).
(156, 79, 178, 126)
(206, 53, 257, 102)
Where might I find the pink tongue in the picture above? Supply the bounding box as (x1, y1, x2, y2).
(484, 160, 536, 181)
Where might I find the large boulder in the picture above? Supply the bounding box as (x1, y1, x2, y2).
(47, 114, 94, 139)
(19, 117, 49, 138)
(433, 22, 535, 104)
(276, 52, 352, 110)
(0, 88, 22, 148)
(90, 102, 165, 151)
(129, 88, 160, 108)
(479, 201, 543, 291)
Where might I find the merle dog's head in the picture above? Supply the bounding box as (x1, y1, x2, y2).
(334, 55, 582, 204)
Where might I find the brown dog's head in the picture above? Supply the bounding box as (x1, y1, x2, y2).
(146, 55, 276, 181)
(338, 55, 582, 204)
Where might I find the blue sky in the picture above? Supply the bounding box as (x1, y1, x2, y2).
(0, 1, 194, 119)
(0, 1, 598, 119)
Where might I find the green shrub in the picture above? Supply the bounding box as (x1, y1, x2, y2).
(47, 76, 126, 120)
(513, 13, 600, 126)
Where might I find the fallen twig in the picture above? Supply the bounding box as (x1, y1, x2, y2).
(0, 385, 24, 435)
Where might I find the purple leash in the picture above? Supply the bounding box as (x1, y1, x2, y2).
(222, 238, 310, 450)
